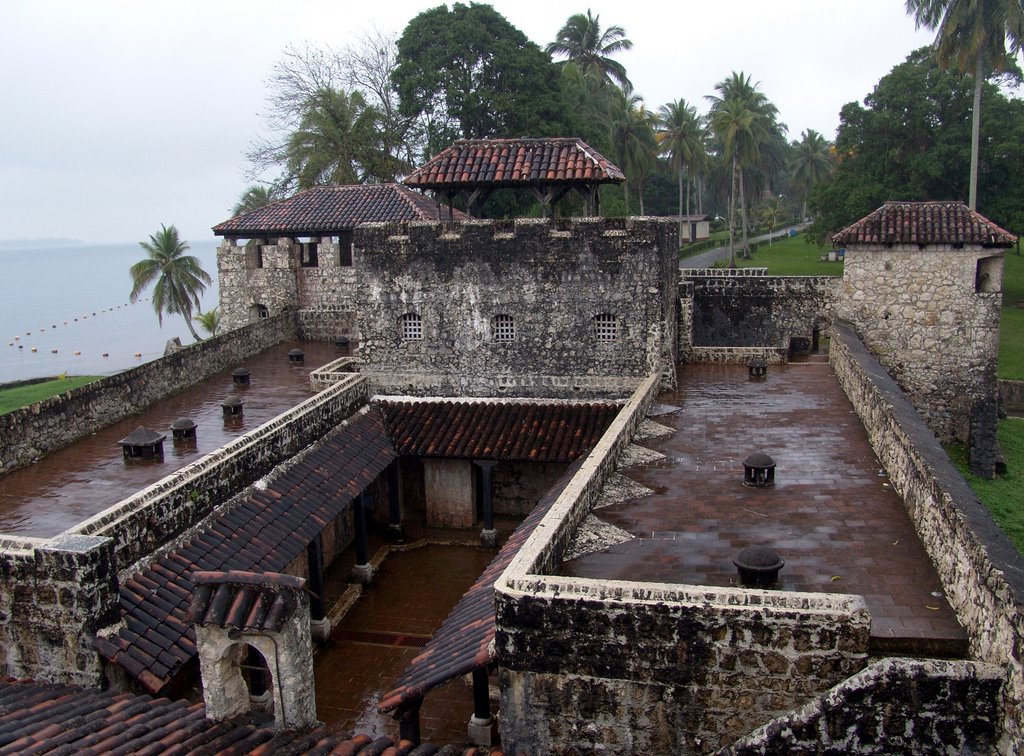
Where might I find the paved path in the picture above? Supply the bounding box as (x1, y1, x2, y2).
(680, 223, 809, 269)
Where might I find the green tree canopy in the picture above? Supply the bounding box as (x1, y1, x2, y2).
(546, 10, 633, 90)
(657, 98, 707, 239)
(808, 47, 1024, 242)
(790, 129, 833, 220)
(130, 225, 211, 342)
(907, 0, 1024, 208)
(393, 3, 573, 156)
(232, 185, 277, 217)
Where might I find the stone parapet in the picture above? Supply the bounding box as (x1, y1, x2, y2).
(830, 320, 1024, 751)
(493, 373, 870, 753)
(724, 658, 1003, 754)
(0, 314, 297, 475)
(69, 374, 368, 572)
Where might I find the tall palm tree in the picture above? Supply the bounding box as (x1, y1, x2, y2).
(194, 307, 222, 338)
(546, 10, 633, 89)
(790, 129, 833, 220)
(708, 96, 767, 265)
(657, 99, 706, 242)
(130, 225, 211, 342)
(285, 88, 381, 189)
(906, 0, 1024, 209)
(708, 72, 780, 261)
(608, 89, 658, 214)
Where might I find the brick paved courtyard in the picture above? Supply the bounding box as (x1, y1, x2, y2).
(562, 360, 967, 655)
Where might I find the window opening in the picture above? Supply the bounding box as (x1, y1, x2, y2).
(594, 313, 618, 341)
(338, 230, 354, 266)
(400, 313, 422, 341)
(492, 314, 515, 341)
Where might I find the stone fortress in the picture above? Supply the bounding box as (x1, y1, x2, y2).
(0, 138, 1021, 754)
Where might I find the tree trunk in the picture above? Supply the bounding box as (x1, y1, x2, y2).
(184, 313, 203, 342)
(728, 155, 737, 268)
(697, 175, 703, 214)
(685, 168, 691, 242)
(638, 175, 646, 216)
(678, 166, 684, 245)
(738, 167, 750, 259)
(623, 181, 630, 215)
(969, 54, 983, 211)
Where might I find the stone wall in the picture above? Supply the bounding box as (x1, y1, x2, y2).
(0, 533, 119, 687)
(493, 461, 568, 516)
(217, 237, 357, 337)
(1001, 379, 1024, 414)
(835, 245, 1003, 475)
(0, 313, 297, 475)
(724, 658, 1003, 754)
(0, 375, 368, 688)
(493, 373, 870, 753)
(354, 218, 678, 397)
(830, 321, 1024, 751)
(678, 270, 838, 359)
(70, 374, 369, 572)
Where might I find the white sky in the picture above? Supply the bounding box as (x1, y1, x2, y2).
(0, 1, 937, 244)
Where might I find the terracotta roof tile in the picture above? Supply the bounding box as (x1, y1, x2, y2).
(376, 399, 620, 463)
(0, 678, 417, 755)
(403, 138, 625, 190)
(96, 408, 397, 694)
(831, 201, 1016, 247)
(378, 458, 585, 712)
(212, 183, 464, 238)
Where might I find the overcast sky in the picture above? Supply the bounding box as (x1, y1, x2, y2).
(0, 1, 939, 244)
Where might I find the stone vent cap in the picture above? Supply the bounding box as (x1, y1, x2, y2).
(118, 426, 166, 446)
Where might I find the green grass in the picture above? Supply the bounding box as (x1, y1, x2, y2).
(732, 232, 844, 276)
(1000, 250, 1024, 380)
(948, 419, 1024, 552)
(0, 376, 101, 414)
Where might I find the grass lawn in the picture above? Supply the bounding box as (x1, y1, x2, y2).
(732, 232, 844, 276)
(0, 376, 101, 414)
(948, 419, 1024, 553)
(1000, 249, 1024, 380)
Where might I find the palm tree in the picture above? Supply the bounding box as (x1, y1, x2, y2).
(130, 225, 211, 342)
(707, 72, 777, 262)
(657, 99, 706, 243)
(906, 0, 1024, 209)
(285, 88, 381, 189)
(790, 129, 833, 220)
(608, 89, 658, 214)
(232, 185, 277, 217)
(546, 10, 633, 89)
(194, 307, 222, 338)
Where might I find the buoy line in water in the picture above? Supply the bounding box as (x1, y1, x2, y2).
(6, 297, 153, 361)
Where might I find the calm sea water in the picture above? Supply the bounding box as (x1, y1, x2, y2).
(0, 241, 220, 384)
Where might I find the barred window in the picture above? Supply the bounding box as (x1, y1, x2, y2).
(594, 313, 618, 341)
(492, 314, 515, 342)
(400, 313, 422, 341)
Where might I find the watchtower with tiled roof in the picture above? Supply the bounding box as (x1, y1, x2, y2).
(403, 137, 625, 218)
(212, 184, 463, 335)
(833, 201, 1014, 477)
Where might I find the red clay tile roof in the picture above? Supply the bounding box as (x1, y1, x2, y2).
(832, 201, 1017, 247)
(0, 677, 415, 755)
(403, 138, 625, 190)
(378, 458, 584, 713)
(187, 571, 306, 632)
(95, 408, 397, 694)
(376, 399, 620, 463)
(211, 183, 463, 237)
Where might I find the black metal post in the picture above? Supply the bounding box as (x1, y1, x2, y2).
(474, 461, 497, 547)
(306, 537, 326, 621)
(396, 697, 423, 745)
(387, 462, 403, 542)
(472, 667, 491, 721)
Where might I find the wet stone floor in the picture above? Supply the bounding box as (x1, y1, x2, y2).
(315, 542, 496, 743)
(0, 340, 340, 537)
(561, 361, 967, 654)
